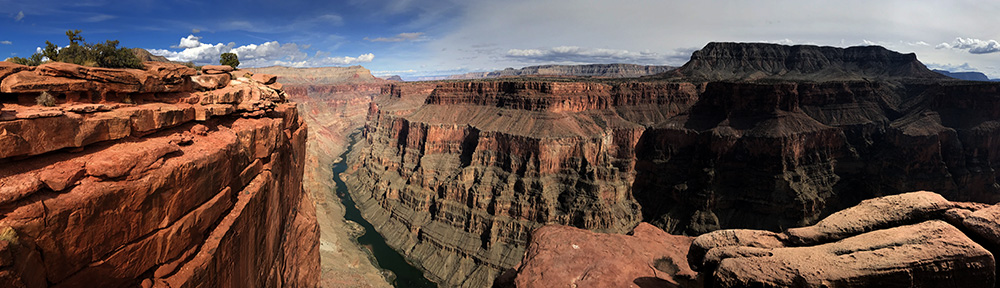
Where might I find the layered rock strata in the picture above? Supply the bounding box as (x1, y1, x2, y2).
(349, 43, 1000, 287)
(0, 61, 317, 287)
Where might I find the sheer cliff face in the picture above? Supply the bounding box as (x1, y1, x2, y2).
(0, 62, 316, 287)
(349, 43, 1000, 287)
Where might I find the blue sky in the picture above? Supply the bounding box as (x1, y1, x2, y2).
(2, 0, 999, 79)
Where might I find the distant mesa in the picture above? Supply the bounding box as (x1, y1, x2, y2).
(242, 65, 384, 85)
(668, 42, 948, 81)
(379, 75, 404, 82)
(418, 63, 676, 81)
(933, 69, 995, 81)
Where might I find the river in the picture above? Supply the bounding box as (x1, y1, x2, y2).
(331, 142, 436, 288)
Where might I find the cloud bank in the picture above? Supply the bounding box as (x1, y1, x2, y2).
(365, 32, 425, 42)
(149, 35, 374, 67)
(937, 38, 1000, 54)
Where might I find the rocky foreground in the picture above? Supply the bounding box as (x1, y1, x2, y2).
(505, 191, 1000, 287)
(0, 61, 317, 287)
(346, 42, 1000, 287)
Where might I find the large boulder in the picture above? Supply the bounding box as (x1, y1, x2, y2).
(962, 204, 1000, 248)
(250, 73, 277, 85)
(191, 74, 231, 91)
(784, 191, 954, 245)
(201, 65, 234, 75)
(0, 61, 31, 81)
(711, 220, 994, 288)
(688, 229, 787, 271)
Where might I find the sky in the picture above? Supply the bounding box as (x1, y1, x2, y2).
(1, 0, 999, 80)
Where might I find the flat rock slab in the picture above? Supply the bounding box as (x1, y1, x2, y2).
(513, 223, 696, 287)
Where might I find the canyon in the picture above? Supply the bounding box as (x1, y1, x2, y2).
(4, 41, 1000, 288)
(345, 42, 1000, 286)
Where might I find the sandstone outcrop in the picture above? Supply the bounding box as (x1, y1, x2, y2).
(688, 191, 996, 288)
(510, 192, 998, 288)
(0, 61, 317, 287)
(347, 42, 1000, 287)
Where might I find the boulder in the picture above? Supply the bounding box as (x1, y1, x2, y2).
(785, 191, 953, 245)
(688, 229, 787, 271)
(191, 74, 232, 90)
(0, 61, 31, 81)
(201, 65, 234, 75)
(143, 61, 196, 83)
(711, 220, 994, 288)
(962, 204, 1000, 248)
(251, 73, 277, 85)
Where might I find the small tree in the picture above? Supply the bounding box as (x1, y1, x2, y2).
(220, 52, 239, 69)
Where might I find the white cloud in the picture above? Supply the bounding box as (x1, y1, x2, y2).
(505, 46, 688, 64)
(149, 35, 372, 67)
(365, 32, 426, 42)
(925, 62, 980, 72)
(372, 69, 418, 76)
(939, 38, 1000, 54)
(0, 41, 11, 45)
(172, 35, 202, 49)
(191, 28, 201, 34)
(13, 11, 24, 22)
(317, 14, 344, 26)
(83, 14, 115, 22)
(271, 53, 375, 67)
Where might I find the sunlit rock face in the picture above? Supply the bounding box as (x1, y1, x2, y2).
(0, 61, 317, 287)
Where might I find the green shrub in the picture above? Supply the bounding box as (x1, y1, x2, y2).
(36, 92, 56, 107)
(20, 30, 144, 69)
(220, 52, 239, 69)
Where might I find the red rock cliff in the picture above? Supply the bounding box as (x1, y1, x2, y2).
(0, 61, 317, 287)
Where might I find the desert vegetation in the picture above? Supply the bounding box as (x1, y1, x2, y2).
(220, 52, 240, 69)
(6, 30, 144, 69)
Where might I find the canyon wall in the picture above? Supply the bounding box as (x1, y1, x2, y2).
(0, 62, 316, 287)
(348, 43, 1000, 286)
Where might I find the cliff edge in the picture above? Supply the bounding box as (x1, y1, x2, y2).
(0, 61, 317, 287)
